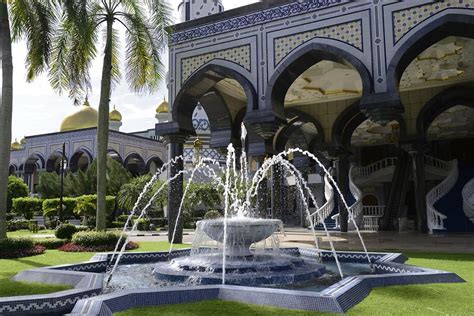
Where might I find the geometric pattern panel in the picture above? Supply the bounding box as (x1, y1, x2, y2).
(170, 0, 341, 44)
(181, 45, 251, 83)
(274, 20, 363, 65)
(392, 0, 474, 43)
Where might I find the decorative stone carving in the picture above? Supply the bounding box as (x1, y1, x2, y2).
(392, 0, 474, 43)
(274, 20, 363, 65)
(181, 45, 251, 83)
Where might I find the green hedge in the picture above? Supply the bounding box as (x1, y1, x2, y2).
(7, 220, 31, 232)
(7, 176, 29, 212)
(74, 195, 115, 217)
(12, 197, 43, 220)
(34, 238, 68, 249)
(204, 210, 221, 220)
(42, 198, 77, 218)
(0, 237, 34, 252)
(71, 231, 123, 247)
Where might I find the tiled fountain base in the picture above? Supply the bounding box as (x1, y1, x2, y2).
(1, 248, 464, 315)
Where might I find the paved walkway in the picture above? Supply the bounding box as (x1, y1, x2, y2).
(129, 228, 474, 253)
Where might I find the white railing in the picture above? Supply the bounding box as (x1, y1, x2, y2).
(424, 155, 451, 173)
(363, 216, 381, 232)
(462, 179, 474, 223)
(427, 160, 458, 233)
(363, 205, 385, 217)
(331, 164, 363, 229)
(309, 171, 334, 226)
(357, 157, 398, 177)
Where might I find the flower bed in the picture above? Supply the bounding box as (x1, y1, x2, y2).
(0, 238, 46, 259)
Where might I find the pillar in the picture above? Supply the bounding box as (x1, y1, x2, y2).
(271, 163, 284, 220)
(163, 133, 188, 244)
(410, 149, 428, 233)
(255, 156, 268, 218)
(335, 154, 350, 232)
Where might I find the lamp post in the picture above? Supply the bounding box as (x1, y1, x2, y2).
(59, 143, 67, 222)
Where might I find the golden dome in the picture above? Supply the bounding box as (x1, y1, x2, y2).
(109, 105, 122, 122)
(156, 98, 169, 114)
(11, 139, 22, 150)
(60, 98, 98, 132)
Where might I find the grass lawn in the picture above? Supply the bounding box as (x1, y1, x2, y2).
(115, 252, 474, 316)
(0, 242, 188, 297)
(7, 229, 56, 238)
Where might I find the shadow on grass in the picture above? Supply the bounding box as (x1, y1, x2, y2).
(14, 257, 50, 268)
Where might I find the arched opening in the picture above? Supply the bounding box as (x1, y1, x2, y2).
(418, 86, 474, 163)
(69, 149, 92, 173)
(172, 61, 257, 148)
(388, 14, 474, 92)
(124, 153, 146, 176)
(107, 149, 123, 164)
(146, 157, 164, 175)
(266, 42, 372, 120)
(24, 153, 45, 192)
(9, 165, 17, 176)
(362, 195, 378, 206)
(46, 152, 65, 173)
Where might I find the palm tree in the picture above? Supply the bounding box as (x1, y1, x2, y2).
(0, 0, 55, 239)
(49, 0, 171, 230)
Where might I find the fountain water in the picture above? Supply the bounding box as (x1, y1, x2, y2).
(107, 123, 371, 287)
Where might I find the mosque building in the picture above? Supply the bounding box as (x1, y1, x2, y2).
(155, 0, 474, 234)
(9, 98, 167, 192)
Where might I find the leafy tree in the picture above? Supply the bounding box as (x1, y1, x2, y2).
(65, 158, 131, 197)
(0, 0, 56, 239)
(7, 176, 29, 213)
(49, 0, 172, 231)
(117, 175, 167, 214)
(182, 182, 222, 215)
(36, 172, 61, 198)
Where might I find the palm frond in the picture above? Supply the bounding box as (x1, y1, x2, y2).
(10, 0, 58, 81)
(48, 0, 101, 103)
(118, 9, 164, 94)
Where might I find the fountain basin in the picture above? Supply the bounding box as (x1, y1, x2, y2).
(198, 218, 282, 257)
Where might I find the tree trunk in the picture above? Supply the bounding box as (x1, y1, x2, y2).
(0, 4, 13, 239)
(96, 18, 113, 231)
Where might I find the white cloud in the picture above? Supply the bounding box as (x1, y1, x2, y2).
(11, 0, 260, 140)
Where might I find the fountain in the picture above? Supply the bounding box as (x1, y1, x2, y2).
(50, 123, 463, 315)
(106, 123, 372, 289)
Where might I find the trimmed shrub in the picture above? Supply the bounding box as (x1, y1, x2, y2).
(12, 197, 43, 220)
(34, 238, 68, 249)
(0, 238, 45, 259)
(7, 176, 29, 212)
(135, 218, 151, 231)
(6, 213, 16, 221)
(55, 223, 78, 240)
(74, 195, 115, 217)
(71, 231, 123, 247)
(204, 210, 221, 220)
(6, 220, 30, 232)
(42, 198, 77, 218)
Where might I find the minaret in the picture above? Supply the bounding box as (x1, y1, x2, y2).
(178, 0, 224, 22)
(109, 105, 123, 131)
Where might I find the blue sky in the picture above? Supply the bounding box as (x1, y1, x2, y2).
(11, 0, 259, 141)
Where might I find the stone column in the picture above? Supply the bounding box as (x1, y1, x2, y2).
(163, 133, 189, 244)
(410, 148, 428, 233)
(255, 156, 268, 218)
(335, 155, 350, 232)
(271, 163, 284, 220)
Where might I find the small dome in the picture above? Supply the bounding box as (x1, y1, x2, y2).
(110, 105, 122, 122)
(60, 98, 98, 132)
(11, 139, 22, 150)
(20, 137, 26, 144)
(156, 98, 169, 114)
